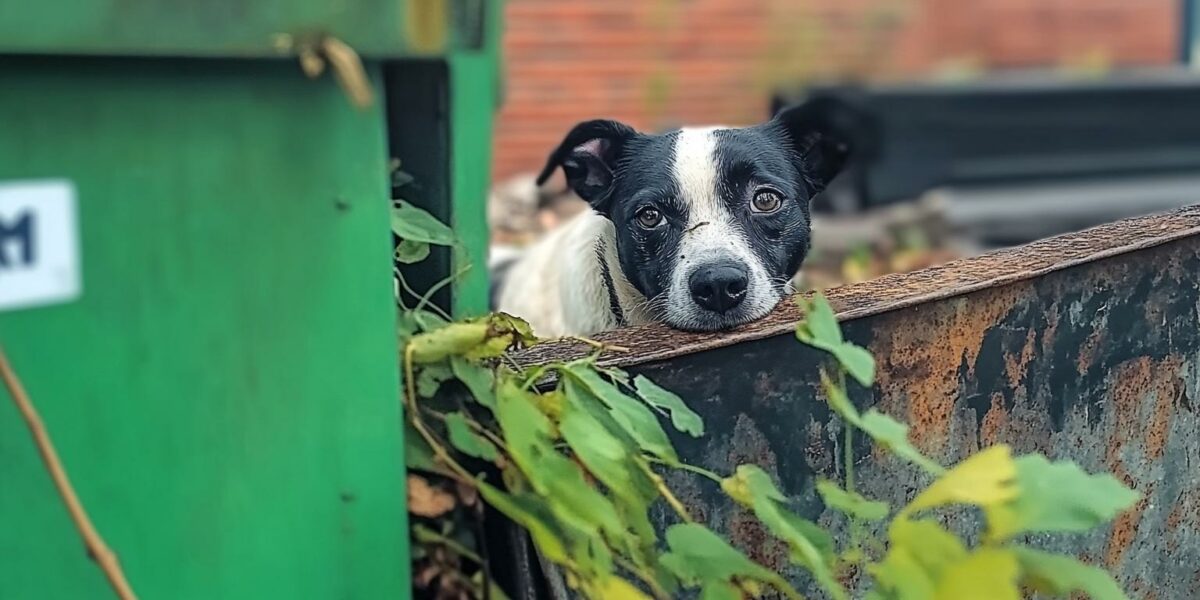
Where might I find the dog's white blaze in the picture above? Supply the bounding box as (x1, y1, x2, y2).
(667, 127, 779, 329)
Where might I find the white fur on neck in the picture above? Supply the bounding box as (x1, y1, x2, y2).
(495, 211, 651, 338)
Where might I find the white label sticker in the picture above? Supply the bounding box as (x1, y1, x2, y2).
(0, 180, 81, 312)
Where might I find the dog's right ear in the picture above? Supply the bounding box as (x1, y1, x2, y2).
(537, 119, 637, 212)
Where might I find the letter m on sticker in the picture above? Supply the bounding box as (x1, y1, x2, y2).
(0, 210, 35, 268)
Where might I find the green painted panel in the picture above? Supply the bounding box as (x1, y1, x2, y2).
(0, 56, 408, 598)
(448, 0, 503, 317)
(449, 52, 498, 317)
(0, 0, 460, 58)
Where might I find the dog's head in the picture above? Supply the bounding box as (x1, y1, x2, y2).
(537, 97, 862, 332)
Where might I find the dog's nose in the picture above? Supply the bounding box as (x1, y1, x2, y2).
(689, 262, 749, 313)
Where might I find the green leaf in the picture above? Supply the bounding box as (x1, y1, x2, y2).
(494, 379, 627, 543)
(796, 293, 843, 346)
(985, 454, 1141, 541)
(404, 421, 441, 473)
(820, 369, 862, 421)
(633, 375, 704, 437)
(659, 523, 777, 585)
(416, 362, 452, 397)
(817, 479, 889, 521)
(905, 445, 1017, 515)
(562, 364, 678, 464)
(832, 343, 876, 387)
(394, 239, 431, 263)
(392, 200, 456, 245)
(450, 356, 496, 410)
(1012, 547, 1128, 600)
(700, 581, 744, 600)
(797, 294, 876, 386)
(444, 412, 499, 462)
(476, 481, 568, 564)
(559, 405, 656, 503)
(934, 548, 1020, 600)
(859, 410, 945, 475)
(724, 465, 846, 600)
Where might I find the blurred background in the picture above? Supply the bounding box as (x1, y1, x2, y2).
(488, 0, 1200, 289)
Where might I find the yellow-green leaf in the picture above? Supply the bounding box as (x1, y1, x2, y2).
(870, 547, 935, 600)
(817, 479, 889, 521)
(408, 322, 490, 364)
(563, 364, 678, 464)
(859, 410, 945, 475)
(904, 445, 1015, 515)
(476, 481, 568, 564)
(592, 577, 653, 600)
(820, 369, 862, 422)
(985, 454, 1141, 541)
(1012, 546, 1128, 600)
(934, 548, 1020, 600)
(888, 519, 966, 578)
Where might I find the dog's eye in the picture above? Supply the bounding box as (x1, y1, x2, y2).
(636, 207, 663, 228)
(751, 190, 782, 214)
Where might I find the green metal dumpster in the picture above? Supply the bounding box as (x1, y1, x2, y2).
(0, 1, 500, 597)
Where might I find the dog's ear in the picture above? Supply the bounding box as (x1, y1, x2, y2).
(537, 119, 637, 212)
(774, 95, 871, 195)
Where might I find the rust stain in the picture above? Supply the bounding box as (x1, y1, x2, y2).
(1106, 494, 1149, 570)
(1104, 355, 1182, 468)
(873, 285, 1024, 449)
(1105, 357, 1155, 475)
(728, 510, 788, 572)
(1165, 491, 1200, 555)
(1145, 375, 1178, 461)
(1004, 326, 1037, 387)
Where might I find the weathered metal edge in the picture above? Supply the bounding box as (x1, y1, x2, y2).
(512, 205, 1200, 370)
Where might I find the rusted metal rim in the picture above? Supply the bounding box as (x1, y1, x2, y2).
(512, 205, 1200, 370)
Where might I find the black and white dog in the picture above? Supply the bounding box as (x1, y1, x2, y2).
(492, 97, 862, 338)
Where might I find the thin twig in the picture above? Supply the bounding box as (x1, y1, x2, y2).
(612, 553, 671, 600)
(414, 262, 472, 315)
(649, 457, 723, 483)
(0, 346, 138, 600)
(569, 336, 630, 353)
(405, 346, 475, 485)
(413, 524, 483, 564)
(638, 460, 692, 523)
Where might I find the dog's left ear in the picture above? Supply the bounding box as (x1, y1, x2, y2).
(537, 119, 638, 213)
(774, 95, 869, 195)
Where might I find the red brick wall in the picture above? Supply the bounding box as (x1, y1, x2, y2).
(494, 0, 1178, 182)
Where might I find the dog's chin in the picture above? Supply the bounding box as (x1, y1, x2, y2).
(662, 296, 783, 333)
